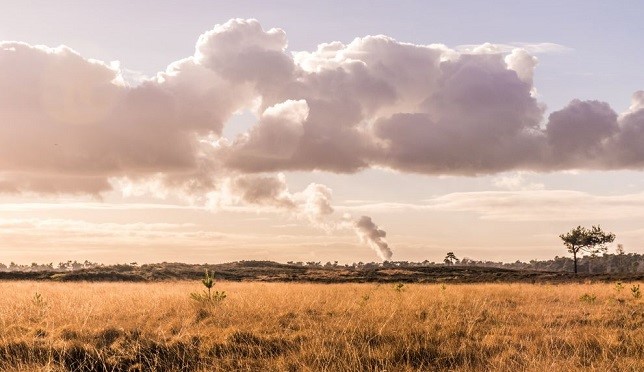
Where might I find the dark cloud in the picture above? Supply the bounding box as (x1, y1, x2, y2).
(546, 99, 618, 168)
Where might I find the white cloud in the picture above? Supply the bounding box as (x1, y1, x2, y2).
(341, 189, 644, 222)
(493, 172, 545, 191)
(456, 42, 571, 54)
(430, 190, 644, 221)
(0, 202, 196, 212)
(1, 20, 643, 194)
(1, 19, 643, 260)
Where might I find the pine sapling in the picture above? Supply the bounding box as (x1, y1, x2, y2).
(191, 270, 226, 304)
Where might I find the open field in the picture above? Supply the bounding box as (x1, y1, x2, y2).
(0, 281, 642, 371)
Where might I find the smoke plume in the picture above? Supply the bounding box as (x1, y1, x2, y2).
(354, 216, 393, 260)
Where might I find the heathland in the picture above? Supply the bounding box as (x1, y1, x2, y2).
(1, 258, 643, 283)
(0, 279, 642, 371)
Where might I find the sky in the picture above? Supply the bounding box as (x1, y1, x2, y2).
(0, 1, 643, 264)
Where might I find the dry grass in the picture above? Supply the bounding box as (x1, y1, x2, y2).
(0, 281, 642, 371)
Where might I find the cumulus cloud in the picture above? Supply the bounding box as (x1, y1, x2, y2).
(195, 18, 294, 91)
(545, 99, 618, 168)
(456, 42, 571, 55)
(609, 93, 644, 168)
(232, 173, 297, 209)
(2, 19, 643, 190)
(0, 41, 249, 194)
(221, 100, 308, 171)
(2, 18, 644, 258)
(297, 183, 335, 222)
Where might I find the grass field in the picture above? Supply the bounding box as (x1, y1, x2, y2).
(0, 280, 642, 371)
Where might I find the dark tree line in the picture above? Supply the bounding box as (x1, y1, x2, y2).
(1, 255, 642, 274)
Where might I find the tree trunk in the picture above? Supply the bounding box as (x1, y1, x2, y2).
(573, 251, 578, 274)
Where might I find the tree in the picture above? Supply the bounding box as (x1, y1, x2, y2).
(616, 244, 625, 255)
(615, 244, 625, 273)
(559, 225, 615, 274)
(444, 252, 459, 266)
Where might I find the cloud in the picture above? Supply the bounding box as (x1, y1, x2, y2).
(232, 173, 297, 209)
(195, 18, 294, 91)
(545, 99, 619, 168)
(221, 100, 309, 171)
(2, 19, 643, 192)
(427, 190, 644, 221)
(0, 217, 350, 258)
(609, 93, 644, 168)
(456, 42, 571, 54)
(0, 218, 213, 248)
(2, 18, 644, 259)
(493, 172, 544, 191)
(0, 202, 195, 212)
(0, 41, 250, 195)
(340, 189, 644, 222)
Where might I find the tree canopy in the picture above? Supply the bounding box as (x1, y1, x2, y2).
(560, 225, 615, 274)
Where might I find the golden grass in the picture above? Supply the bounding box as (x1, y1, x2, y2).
(0, 281, 642, 371)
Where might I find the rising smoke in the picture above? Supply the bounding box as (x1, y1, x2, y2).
(354, 216, 393, 261)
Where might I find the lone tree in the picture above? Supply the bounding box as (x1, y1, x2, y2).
(559, 225, 615, 274)
(444, 252, 459, 266)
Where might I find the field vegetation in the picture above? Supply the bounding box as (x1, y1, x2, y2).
(0, 280, 642, 371)
(1, 259, 643, 283)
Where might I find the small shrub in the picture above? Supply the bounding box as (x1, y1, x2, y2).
(30, 292, 48, 320)
(631, 284, 641, 299)
(615, 282, 624, 292)
(190, 270, 226, 304)
(418, 310, 428, 321)
(579, 293, 596, 303)
(31, 292, 46, 307)
(394, 283, 405, 292)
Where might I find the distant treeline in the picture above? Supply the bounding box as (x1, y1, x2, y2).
(2, 253, 641, 274)
(286, 252, 644, 274)
(457, 253, 644, 274)
(0, 260, 119, 272)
